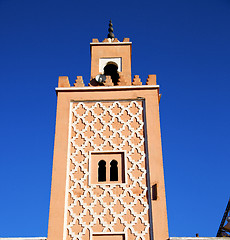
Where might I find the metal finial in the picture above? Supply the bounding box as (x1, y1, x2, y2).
(107, 20, 115, 39)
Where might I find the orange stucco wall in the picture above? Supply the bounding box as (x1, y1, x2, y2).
(47, 86, 168, 240)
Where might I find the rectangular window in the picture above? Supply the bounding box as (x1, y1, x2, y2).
(89, 151, 125, 184)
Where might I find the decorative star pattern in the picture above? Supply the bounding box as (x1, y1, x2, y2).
(65, 100, 151, 240)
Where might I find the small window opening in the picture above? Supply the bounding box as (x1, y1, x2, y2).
(110, 160, 118, 181)
(152, 184, 157, 200)
(98, 160, 106, 182)
(104, 62, 119, 85)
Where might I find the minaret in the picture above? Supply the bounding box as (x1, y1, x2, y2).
(47, 22, 168, 240)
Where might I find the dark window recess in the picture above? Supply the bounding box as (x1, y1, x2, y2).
(104, 63, 119, 85)
(98, 160, 106, 182)
(152, 184, 157, 200)
(110, 160, 118, 181)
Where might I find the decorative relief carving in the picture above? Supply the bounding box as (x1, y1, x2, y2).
(65, 100, 151, 240)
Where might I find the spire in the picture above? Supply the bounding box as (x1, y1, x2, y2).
(107, 20, 115, 39)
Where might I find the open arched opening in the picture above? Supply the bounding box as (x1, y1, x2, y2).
(104, 62, 119, 85)
(98, 160, 106, 182)
(110, 160, 118, 181)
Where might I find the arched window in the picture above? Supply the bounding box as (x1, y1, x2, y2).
(110, 160, 118, 181)
(104, 62, 119, 85)
(98, 160, 106, 182)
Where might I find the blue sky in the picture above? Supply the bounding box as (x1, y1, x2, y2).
(0, 0, 230, 238)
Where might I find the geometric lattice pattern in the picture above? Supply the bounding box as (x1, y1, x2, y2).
(65, 100, 151, 240)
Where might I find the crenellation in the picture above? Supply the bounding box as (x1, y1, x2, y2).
(132, 75, 142, 86)
(104, 76, 114, 86)
(117, 73, 128, 86)
(74, 76, 85, 87)
(57, 75, 158, 88)
(146, 74, 157, 85)
(58, 76, 70, 87)
(92, 38, 99, 43)
(91, 38, 131, 44)
(102, 38, 110, 42)
(123, 38, 130, 42)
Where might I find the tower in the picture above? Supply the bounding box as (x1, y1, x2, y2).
(47, 22, 168, 240)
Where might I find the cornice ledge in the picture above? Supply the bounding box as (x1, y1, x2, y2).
(55, 85, 159, 92)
